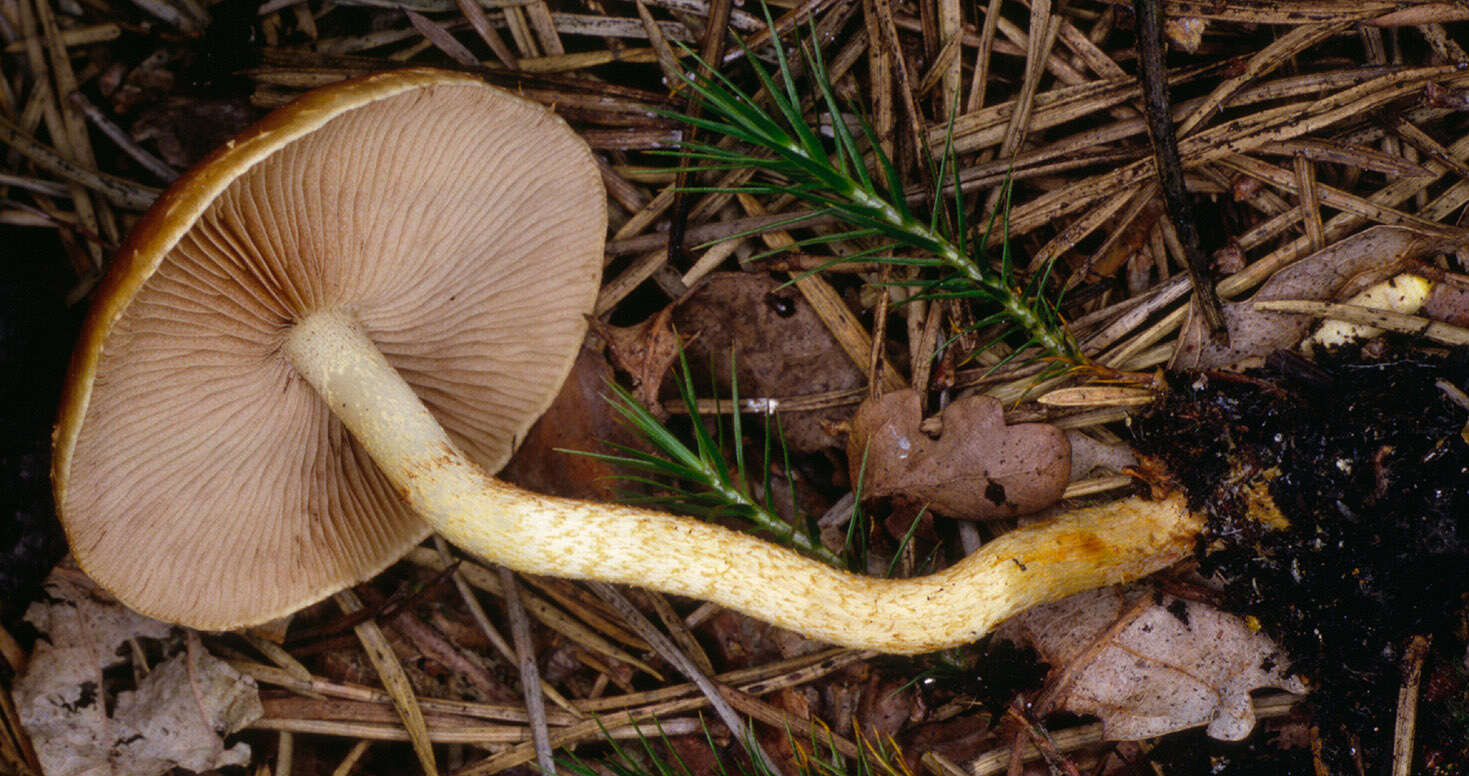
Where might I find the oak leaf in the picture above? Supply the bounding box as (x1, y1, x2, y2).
(1006, 585, 1305, 741)
(847, 390, 1070, 519)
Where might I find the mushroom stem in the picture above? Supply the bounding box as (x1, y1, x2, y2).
(284, 308, 1203, 653)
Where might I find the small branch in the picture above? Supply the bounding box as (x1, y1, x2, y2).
(498, 567, 556, 774)
(1132, 0, 1228, 341)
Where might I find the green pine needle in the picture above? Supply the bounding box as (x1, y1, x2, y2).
(664, 17, 1082, 366)
(568, 349, 842, 567)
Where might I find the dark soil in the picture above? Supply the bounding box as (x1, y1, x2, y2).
(1133, 342, 1469, 774)
(0, 229, 78, 626)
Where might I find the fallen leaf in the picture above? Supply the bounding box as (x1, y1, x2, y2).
(108, 651, 261, 774)
(1422, 280, 1469, 326)
(14, 566, 262, 776)
(590, 306, 684, 416)
(1004, 585, 1306, 742)
(857, 673, 916, 740)
(502, 344, 652, 501)
(1066, 430, 1138, 480)
(1172, 225, 1463, 370)
(900, 714, 990, 770)
(666, 733, 727, 774)
(672, 272, 867, 453)
(847, 390, 1070, 520)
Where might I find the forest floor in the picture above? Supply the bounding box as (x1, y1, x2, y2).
(2, 0, 1469, 774)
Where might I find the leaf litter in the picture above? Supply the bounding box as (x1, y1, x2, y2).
(3, 0, 1469, 773)
(847, 389, 1071, 520)
(12, 567, 261, 776)
(671, 272, 869, 453)
(1001, 584, 1305, 742)
(1172, 225, 1468, 370)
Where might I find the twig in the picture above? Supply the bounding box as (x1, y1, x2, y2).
(273, 731, 293, 776)
(1, 23, 121, 53)
(254, 712, 706, 743)
(497, 567, 556, 774)
(572, 647, 867, 712)
(718, 0, 842, 65)
(329, 740, 372, 776)
(405, 9, 480, 65)
(431, 536, 578, 714)
(380, 596, 509, 701)
(1133, 0, 1227, 341)
(0, 625, 25, 675)
(454, 0, 517, 67)
(991, 0, 1060, 186)
(242, 632, 321, 698)
(1006, 703, 1081, 776)
(1251, 299, 1469, 345)
(719, 685, 863, 759)
(971, 694, 1305, 775)
(229, 659, 580, 724)
(0, 171, 68, 198)
(18, 0, 109, 267)
(1293, 152, 1325, 252)
(641, 591, 715, 676)
(126, 0, 202, 30)
(405, 547, 661, 673)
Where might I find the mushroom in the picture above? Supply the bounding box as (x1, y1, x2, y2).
(55, 68, 1201, 654)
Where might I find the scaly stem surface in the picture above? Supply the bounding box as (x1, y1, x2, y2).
(284, 309, 1198, 653)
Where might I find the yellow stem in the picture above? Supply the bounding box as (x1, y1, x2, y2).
(284, 308, 1201, 654)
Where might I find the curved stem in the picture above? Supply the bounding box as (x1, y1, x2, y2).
(284, 309, 1201, 654)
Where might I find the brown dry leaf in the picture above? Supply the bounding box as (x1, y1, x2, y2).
(1005, 585, 1305, 742)
(1423, 280, 1469, 326)
(1173, 225, 1464, 369)
(14, 567, 261, 776)
(502, 345, 651, 501)
(672, 272, 867, 452)
(590, 306, 684, 415)
(902, 714, 991, 769)
(856, 673, 915, 741)
(847, 390, 1070, 520)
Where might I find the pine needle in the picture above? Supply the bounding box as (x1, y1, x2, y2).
(568, 349, 841, 566)
(662, 17, 1082, 366)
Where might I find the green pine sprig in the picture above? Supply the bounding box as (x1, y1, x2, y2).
(568, 349, 841, 567)
(664, 20, 1082, 366)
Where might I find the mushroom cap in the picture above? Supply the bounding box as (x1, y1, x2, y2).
(53, 68, 607, 629)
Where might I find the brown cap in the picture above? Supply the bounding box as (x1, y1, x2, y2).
(53, 68, 607, 628)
